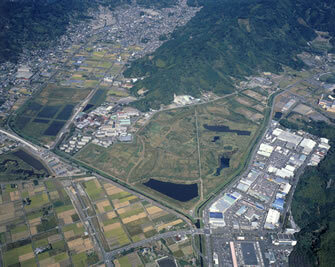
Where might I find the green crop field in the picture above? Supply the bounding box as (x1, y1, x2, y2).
(55, 204, 74, 214)
(3, 243, 34, 267)
(105, 227, 131, 247)
(24, 193, 49, 211)
(82, 179, 106, 201)
(63, 223, 85, 238)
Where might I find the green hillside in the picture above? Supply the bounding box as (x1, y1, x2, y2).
(124, 0, 335, 111)
(280, 120, 335, 267)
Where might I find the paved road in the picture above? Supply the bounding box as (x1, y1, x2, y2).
(0, 129, 40, 152)
(65, 182, 109, 264)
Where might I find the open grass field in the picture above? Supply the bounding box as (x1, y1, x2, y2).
(76, 138, 143, 178)
(114, 235, 195, 267)
(76, 94, 266, 209)
(24, 192, 49, 212)
(76, 107, 199, 182)
(113, 252, 144, 267)
(2, 243, 35, 267)
(82, 179, 106, 201)
(63, 223, 85, 240)
(196, 97, 261, 196)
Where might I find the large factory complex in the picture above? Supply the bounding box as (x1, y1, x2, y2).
(208, 121, 330, 266)
(209, 121, 330, 230)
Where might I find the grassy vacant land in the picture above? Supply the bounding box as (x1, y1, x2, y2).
(76, 92, 267, 209)
(113, 234, 198, 266)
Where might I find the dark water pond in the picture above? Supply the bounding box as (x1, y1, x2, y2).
(204, 124, 251, 136)
(44, 121, 65, 136)
(215, 155, 230, 176)
(37, 105, 61, 118)
(274, 112, 282, 120)
(27, 101, 43, 112)
(0, 159, 46, 180)
(83, 104, 94, 112)
(56, 104, 74, 120)
(143, 179, 198, 202)
(90, 89, 104, 105)
(157, 258, 177, 267)
(212, 136, 220, 142)
(33, 118, 49, 124)
(12, 149, 50, 174)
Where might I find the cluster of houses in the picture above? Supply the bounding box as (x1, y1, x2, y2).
(63, 105, 140, 153)
(318, 94, 335, 112)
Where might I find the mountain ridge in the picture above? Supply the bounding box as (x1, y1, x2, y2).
(124, 0, 335, 111)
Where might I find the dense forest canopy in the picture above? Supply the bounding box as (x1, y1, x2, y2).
(124, 0, 335, 111)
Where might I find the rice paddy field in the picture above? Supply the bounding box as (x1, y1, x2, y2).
(78, 177, 188, 251)
(0, 178, 190, 266)
(76, 91, 269, 209)
(0, 179, 100, 267)
(11, 39, 126, 146)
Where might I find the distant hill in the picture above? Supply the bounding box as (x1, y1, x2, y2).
(124, 0, 335, 111)
(0, 0, 178, 63)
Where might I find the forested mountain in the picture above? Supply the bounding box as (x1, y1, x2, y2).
(0, 0, 177, 63)
(124, 0, 335, 111)
(280, 120, 335, 267)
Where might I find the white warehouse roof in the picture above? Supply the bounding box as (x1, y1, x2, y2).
(320, 138, 329, 144)
(266, 209, 280, 225)
(276, 168, 294, 178)
(277, 130, 303, 145)
(257, 143, 274, 157)
(300, 138, 316, 150)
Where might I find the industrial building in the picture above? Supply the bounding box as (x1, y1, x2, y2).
(264, 209, 280, 229)
(272, 233, 297, 246)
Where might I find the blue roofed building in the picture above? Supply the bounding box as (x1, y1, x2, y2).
(209, 212, 224, 219)
(272, 198, 285, 211)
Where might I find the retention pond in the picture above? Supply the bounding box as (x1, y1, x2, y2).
(204, 124, 251, 136)
(143, 179, 198, 202)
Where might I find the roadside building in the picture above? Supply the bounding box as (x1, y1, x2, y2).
(272, 198, 285, 211)
(272, 233, 297, 246)
(257, 143, 274, 157)
(299, 138, 316, 155)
